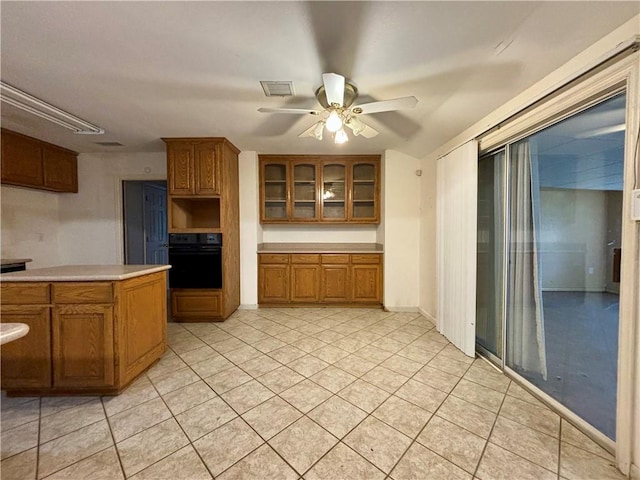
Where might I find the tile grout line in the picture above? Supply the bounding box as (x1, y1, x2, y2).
(35, 397, 42, 480)
(99, 399, 127, 479)
(381, 355, 476, 479)
(557, 419, 563, 480)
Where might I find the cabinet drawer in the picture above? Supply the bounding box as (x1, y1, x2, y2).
(171, 290, 222, 318)
(291, 254, 320, 264)
(53, 283, 113, 304)
(260, 254, 289, 264)
(1, 283, 50, 305)
(351, 254, 382, 264)
(321, 254, 350, 264)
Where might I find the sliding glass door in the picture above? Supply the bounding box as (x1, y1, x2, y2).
(476, 150, 505, 362)
(478, 92, 626, 440)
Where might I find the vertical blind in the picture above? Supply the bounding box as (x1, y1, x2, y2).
(436, 140, 478, 357)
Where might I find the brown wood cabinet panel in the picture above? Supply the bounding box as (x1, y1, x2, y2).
(290, 254, 320, 264)
(290, 265, 321, 303)
(258, 264, 289, 303)
(118, 274, 167, 382)
(1, 283, 50, 305)
(1, 129, 78, 193)
(321, 265, 350, 302)
(0, 305, 52, 389)
(321, 254, 350, 264)
(1, 131, 44, 187)
(351, 254, 382, 264)
(52, 304, 115, 388)
(167, 142, 195, 195)
(43, 147, 78, 192)
(53, 283, 113, 304)
(171, 289, 223, 320)
(194, 142, 220, 195)
(352, 265, 382, 303)
(260, 254, 289, 264)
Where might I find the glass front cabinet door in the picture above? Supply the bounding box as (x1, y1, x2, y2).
(321, 161, 347, 221)
(261, 161, 289, 221)
(259, 155, 380, 224)
(350, 160, 379, 222)
(292, 161, 319, 221)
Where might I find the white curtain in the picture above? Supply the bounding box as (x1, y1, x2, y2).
(436, 140, 478, 357)
(507, 140, 548, 379)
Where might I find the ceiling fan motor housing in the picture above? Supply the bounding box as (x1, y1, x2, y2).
(315, 82, 359, 109)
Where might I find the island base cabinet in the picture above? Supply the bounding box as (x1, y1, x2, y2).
(52, 305, 115, 388)
(0, 271, 168, 396)
(118, 275, 167, 383)
(0, 305, 52, 389)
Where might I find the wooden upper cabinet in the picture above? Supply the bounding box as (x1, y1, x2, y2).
(165, 139, 221, 196)
(1, 129, 78, 193)
(259, 155, 380, 224)
(167, 142, 194, 194)
(194, 142, 220, 195)
(350, 161, 379, 222)
(43, 146, 78, 193)
(321, 161, 347, 222)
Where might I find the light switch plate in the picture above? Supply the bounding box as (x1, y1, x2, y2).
(633, 189, 640, 221)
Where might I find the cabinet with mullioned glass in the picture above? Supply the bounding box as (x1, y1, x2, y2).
(259, 155, 380, 224)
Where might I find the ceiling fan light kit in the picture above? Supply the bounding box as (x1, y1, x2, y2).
(259, 72, 418, 145)
(0, 81, 104, 135)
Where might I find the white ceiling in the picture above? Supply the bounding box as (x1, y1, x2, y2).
(1, 1, 638, 158)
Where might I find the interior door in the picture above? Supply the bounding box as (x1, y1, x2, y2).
(144, 183, 168, 265)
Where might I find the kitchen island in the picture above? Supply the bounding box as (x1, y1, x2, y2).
(0, 265, 170, 396)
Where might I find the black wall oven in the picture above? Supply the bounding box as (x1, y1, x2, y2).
(168, 233, 222, 289)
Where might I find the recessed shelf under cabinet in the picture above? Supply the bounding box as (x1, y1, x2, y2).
(170, 197, 220, 230)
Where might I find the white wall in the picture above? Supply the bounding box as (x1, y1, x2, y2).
(539, 188, 607, 292)
(58, 152, 166, 265)
(239, 151, 260, 307)
(382, 150, 421, 310)
(419, 155, 438, 319)
(1, 186, 62, 268)
(262, 226, 377, 243)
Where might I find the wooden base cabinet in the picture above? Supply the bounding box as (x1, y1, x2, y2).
(171, 290, 223, 321)
(0, 272, 167, 396)
(258, 252, 383, 306)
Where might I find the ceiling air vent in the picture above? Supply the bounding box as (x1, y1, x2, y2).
(260, 81, 295, 97)
(94, 141, 123, 147)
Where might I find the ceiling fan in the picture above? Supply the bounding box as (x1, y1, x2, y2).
(258, 73, 418, 144)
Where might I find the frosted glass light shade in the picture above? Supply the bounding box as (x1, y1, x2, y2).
(334, 128, 348, 144)
(326, 110, 343, 132)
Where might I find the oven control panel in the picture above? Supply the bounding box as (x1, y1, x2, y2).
(169, 233, 222, 245)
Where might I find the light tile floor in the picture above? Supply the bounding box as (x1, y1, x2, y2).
(0, 308, 625, 480)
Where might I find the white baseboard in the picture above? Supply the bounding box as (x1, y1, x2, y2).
(239, 304, 258, 310)
(419, 308, 437, 324)
(384, 306, 419, 313)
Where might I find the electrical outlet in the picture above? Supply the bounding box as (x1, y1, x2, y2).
(633, 189, 640, 221)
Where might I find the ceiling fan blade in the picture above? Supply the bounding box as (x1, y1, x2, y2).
(258, 107, 320, 115)
(358, 124, 379, 138)
(353, 96, 418, 114)
(345, 117, 379, 138)
(322, 73, 345, 107)
(298, 121, 324, 140)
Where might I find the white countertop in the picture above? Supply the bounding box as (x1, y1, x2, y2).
(1, 258, 33, 266)
(0, 265, 171, 282)
(0, 323, 30, 345)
